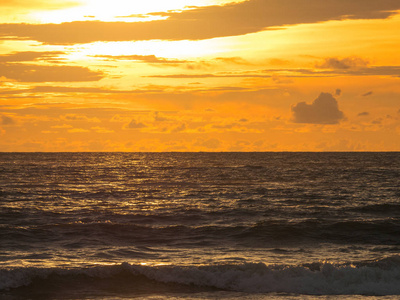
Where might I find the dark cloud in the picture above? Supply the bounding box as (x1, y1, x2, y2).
(61, 114, 97, 122)
(316, 57, 369, 69)
(153, 111, 170, 122)
(335, 89, 341, 96)
(0, 63, 103, 82)
(311, 57, 400, 76)
(332, 66, 400, 76)
(358, 112, 370, 116)
(372, 118, 382, 124)
(1, 0, 399, 44)
(362, 91, 373, 97)
(126, 119, 147, 129)
(171, 123, 186, 133)
(0, 114, 15, 125)
(292, 92, 344, 124)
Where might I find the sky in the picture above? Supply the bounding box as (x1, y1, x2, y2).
(0, 0, 400, 152)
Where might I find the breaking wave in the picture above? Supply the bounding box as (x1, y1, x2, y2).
(2, 256, 400, 296)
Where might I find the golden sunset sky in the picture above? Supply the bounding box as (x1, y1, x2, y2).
(1, 0, 399, 151)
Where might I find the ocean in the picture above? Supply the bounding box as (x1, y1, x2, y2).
(0, 152, 399, 299)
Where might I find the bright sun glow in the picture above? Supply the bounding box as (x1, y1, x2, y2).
(69, 39, 227, 61)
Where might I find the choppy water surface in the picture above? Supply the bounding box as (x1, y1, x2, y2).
(1, 152, 399, 299)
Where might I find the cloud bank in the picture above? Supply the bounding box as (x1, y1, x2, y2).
(1, 0, 400, 44)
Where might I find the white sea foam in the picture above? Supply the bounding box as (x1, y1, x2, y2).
(2, 257, 400, 295)
(125, 258, 400, 295)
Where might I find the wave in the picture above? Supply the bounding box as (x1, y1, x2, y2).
(3, 217, 400, 250)
(352, 203, 400, 215)
(2, 256, 400, 296)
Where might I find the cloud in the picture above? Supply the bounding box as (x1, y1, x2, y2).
(171, 123, 187, 133)
(51, 124, 73, 129)
(196, 138, 221, 149)
(316, 57, 369, 69)
(0, 51, 65, 62)
(1, 0, 400, 44)
(316, 139, 364, 151)
(211, 123, 239, 130)
(0, 86, 165, 97)
(68, 128, 90, 133)
(0, 114, 15, 125)
(91, 55, 250, 70)
(362, 91, 373, 97)
(262, 65, 400, 77)
(93, 54, 187, 64)
(125, 119, 147, 129)
(358, 112, 370, 117)
(292, 92, 344, 124)
(32, 86, 116, 93)
(335, 66, 400, 76)
(147, 73, 271, 78)
(147, 61, 400, 79)
(61, 114, 100, 123)
(272, 74, 293, 84)
(0, 63, 103, 82)
(214, 57, 250, 65)
(91, 126, 114, 133)
(153, 111, 170, 122)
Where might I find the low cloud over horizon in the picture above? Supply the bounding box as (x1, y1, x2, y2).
(292, 93, 345, 125)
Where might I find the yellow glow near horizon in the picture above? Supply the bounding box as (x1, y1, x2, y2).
(70, 38, 227, 62)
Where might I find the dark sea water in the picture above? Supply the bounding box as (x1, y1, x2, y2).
(1, 152, 400, 299)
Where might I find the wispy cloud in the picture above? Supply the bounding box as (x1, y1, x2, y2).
(93, 54, 188, 64)
(0, 63, 103, 82)
(0, 51, 65, 62)
(316, 57, 369, 70)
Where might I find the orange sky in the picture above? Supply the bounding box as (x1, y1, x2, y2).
(1, 0, 399, 151)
